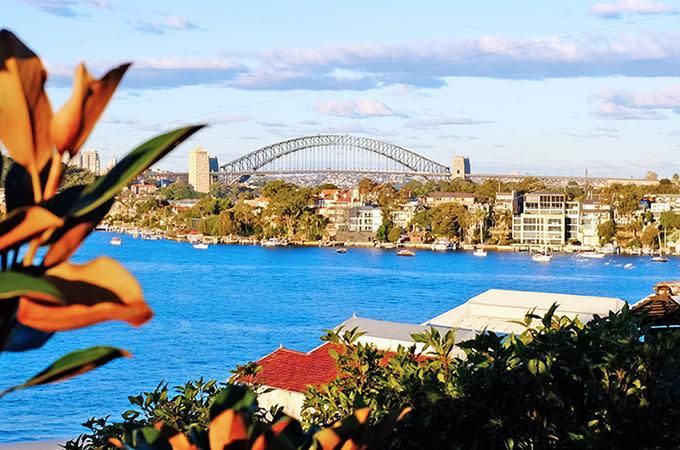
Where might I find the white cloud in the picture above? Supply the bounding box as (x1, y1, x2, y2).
(590, 0, 677, 18)
(135, 15, 200, 34)
(22, 0, 110, 17)
(405, 117, 493, 129)
(316, 100, 395, 118)
(594, 85, 680, 119)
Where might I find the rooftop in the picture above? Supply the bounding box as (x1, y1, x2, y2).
(338, 316, 476, 348)
(425, 289, 626, 334)
(428, 191, 476, 198)
(251, 343, 340, 392)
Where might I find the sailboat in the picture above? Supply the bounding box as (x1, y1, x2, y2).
(473, 218, 487, 257)
(651, 229, 668, 262)
(532, 226, 552, 263)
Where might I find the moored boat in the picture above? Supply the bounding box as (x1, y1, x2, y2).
(193, 243, 209, 250)
(397, 249, 415, 257)
(431, 239, 452, 251)
(532, 252, 551, 263)
(580, 251, 605, 259)
(262, 237, 288, 247)
(110, 236, 122, 246)
(473, 248, 487, 257)
(336, 248, 347, 254)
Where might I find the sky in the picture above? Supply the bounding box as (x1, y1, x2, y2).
(5, 0, 680, 177)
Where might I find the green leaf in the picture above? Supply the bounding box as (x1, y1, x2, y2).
(209, 384, 257, 419)
(0, 271, 62, 303)
(71, 125, 204, 217)
(0, 346, 130, 396)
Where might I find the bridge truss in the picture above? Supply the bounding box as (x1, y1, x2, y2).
(219, 135, 450, 182)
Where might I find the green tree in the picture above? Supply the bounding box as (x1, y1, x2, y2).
(641, 225, 660, 249)
(430, 203, 468, 240)
(159, 181, 198, 200)
(597, 220, 616, 245)
(387, 226, 403, 243)
(660, 211, 680, 230)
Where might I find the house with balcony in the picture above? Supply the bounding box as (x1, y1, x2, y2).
(422, 191, 477, 208)
(348, 206, 383, 233)
(512, 191, 580, 245)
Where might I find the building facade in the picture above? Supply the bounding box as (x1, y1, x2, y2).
(188, 147, 211, 193)
(348, 206, 383, 233)
(208, 156, 219, 173)
(451, 156, 470, 179)
(81, 149, 101, 175)
(578, 200, 613, 247)
(423, 192, 476, 208)
(494, 191, 522, 215)
(512, 192, 580, 245)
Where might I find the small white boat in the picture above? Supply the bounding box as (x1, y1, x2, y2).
(261, 238, 287, 247)
(532, 253, 552, 263)
(336, 248, 347, 254)
(580, 252, 605, 259)
(651, 255, 668, 263)
(397, 249, 415, 257)
(193, 243, 209, 250)
(624, 263, 634, 269)
(473, 248, 487, 257)
(110, 236, 122, 246)
(431, 239, 452, 251)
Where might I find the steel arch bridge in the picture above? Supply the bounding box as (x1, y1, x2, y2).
(219, 135, 450, 181)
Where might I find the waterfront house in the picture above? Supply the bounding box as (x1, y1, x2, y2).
(423, 192, 477, 208)
(348, 206, 383, 234)
(247, 288, 626, 418)
(494, 191, 522, 215)
(578, 200, 613, 247)
(511, 191, 581, 246)
(390, 199, 420, 229)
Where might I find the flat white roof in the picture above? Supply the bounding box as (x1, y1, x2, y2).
(425, 289, 626, 334)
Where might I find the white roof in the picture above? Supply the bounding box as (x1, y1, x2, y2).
(425, 289, 626, 334)
(337, 316, 476, 356)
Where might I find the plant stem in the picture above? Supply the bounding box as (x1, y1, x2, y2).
(22, 240, 39, 267)
(30, 168, 42, 204)
(43, 152, 63, 200)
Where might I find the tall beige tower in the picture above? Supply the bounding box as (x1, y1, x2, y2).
(81, 149, 101, 175)
(451, 155, 470, 179)
(188, 147, 210, 193)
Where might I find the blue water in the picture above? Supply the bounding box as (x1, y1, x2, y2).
(0, 231, 678, 443)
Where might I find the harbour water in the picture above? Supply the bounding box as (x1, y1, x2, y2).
(0, 232, 678, 443)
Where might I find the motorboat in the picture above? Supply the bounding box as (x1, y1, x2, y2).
(110, 236, 122, 246)
(532, 252, 552, 263)
(397, 249, 415, 257)
(431, 239, 452, 251)
(336, 248, 347, 254)
(262, 238, 287, 247)
(473, 248, 488, 257)
(193, 243, 209, 250)
(651, 255, 668, 263)
(579, 251, 605, 259)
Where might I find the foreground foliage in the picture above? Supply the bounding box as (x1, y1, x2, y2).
(68, 307, 680, 449)
(304, 306, 680, 449)
(0, 29, 202, 393)
(64, 381, 407, 449)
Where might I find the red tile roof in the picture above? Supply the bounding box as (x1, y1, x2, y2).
(252, 343, 340, 392)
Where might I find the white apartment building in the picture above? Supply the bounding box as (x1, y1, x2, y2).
(390, 199, 420, 229)
(188, 147, 210, 193)
(512, 192, 580, 245)
(423, 192, 476, 208)
(494, 191, 522, 215)
(81, 149, 101, 175)
(348, 206, 383, 233)
(578, 200, 613, 247)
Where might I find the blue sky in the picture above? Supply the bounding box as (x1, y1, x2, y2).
(5, 0, 680, 176)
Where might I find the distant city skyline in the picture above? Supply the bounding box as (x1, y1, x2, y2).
(6, 0, 680, 177)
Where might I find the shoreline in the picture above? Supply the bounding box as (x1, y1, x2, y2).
(96, 230, 665, 257)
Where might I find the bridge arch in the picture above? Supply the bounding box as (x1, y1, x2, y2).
(219, 135, 450, 176)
